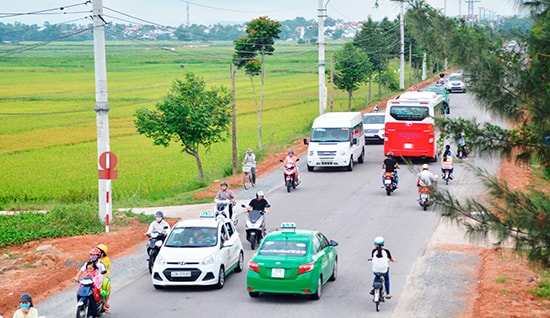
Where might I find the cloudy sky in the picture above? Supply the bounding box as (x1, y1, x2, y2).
(1, 0, 522, 27)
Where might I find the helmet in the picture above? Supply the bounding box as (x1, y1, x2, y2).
(387, 151, 393, 157)
(256, 191, 264, 197)
(422, 164, 429, 170)
(20, 293, 32, 303)
(96, 244, 108, 255)
(220, 181, 228, 186)
(155, 211, 164, 218)
(288, 150, 294, 155)
(460, 132, 466, 137)
(374, 236, 385, 246)
(247, 148, 253, 152)
(89, 247, 101, 255)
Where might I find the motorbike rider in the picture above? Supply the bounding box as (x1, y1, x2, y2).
(440, 145, 454, 180)
(96, 244, 111, 314)
(457, 132, 467, 158)
(215, 181, 236, 219)
(73, 247, 107, 282)
(416, 164, 437, 195)
(79, 261, 103, 318)
(283, 149, 300, 184)
(369, 236, 396, 299)
(242, 148, 257, 186)
(381, 151, 399, 187)
(13, 293, 39, 318)
(245, 191, 271, 235)
(144, 211, 171, 237)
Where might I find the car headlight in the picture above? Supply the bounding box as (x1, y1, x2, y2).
(156, 255, 166, 266)
(201, 254, 215, 265)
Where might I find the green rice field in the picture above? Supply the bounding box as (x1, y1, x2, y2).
(0, 40, 399, 210)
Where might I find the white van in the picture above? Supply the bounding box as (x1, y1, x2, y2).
(303, 112, 365, 171)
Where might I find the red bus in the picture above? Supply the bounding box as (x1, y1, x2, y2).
(383, 91, 444, 161)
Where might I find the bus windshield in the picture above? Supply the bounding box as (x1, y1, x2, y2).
(389, 106, 430, 121)
(311, 128, 351, 142)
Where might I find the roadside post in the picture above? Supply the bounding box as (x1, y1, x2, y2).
(98, 151, 118, 232)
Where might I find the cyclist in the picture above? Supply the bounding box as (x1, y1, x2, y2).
(242, 148, 257, 186)
(369, 236, 396, 299)
(381, 151, 399, 187)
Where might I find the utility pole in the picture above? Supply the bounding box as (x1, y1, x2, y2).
(230, 64, 238, 174)
(93, 0, 112, 228)
(186, 2, 190, 27)
(317, 0, 327, 115)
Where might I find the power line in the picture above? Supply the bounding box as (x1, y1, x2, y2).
(0, 1, 91, 19)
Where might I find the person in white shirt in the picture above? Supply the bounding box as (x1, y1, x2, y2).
(144, 211, 171, 237)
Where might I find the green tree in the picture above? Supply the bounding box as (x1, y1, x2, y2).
(333, 42, 372, 110)
(405, 0, 550, 266)
(233, 16, 281, 151)
(134, 73, 231, 182)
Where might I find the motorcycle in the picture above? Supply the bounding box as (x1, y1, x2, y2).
(215, 198, 237, 225)
(241, 204, 268, 250)
(457, 144, 469, 159)
(146, 230, 167, 274)
(368, 259, 387, 312)
(383, 172, 397, 196)
(442, 169, 452, 185)
(76, 276, 104, 318)
(279, 158, 300, 193)
(418, 186, 431, 211)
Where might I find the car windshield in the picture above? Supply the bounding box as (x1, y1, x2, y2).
(449, 74, 463, 81)
(363, 115, 385, 125)
(310, 128, 350, 142)
(425, 86, 445, 94)
(259, 240, 308, 257)
(164, 226, 218, 248)
(389, 106, 430, 121)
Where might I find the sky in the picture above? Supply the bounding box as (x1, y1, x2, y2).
(0, 0, 523, 27)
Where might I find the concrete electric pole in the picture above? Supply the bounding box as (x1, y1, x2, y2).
(318, 0, 328, 115)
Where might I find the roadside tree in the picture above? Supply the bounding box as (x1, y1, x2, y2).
(134, 72, 231, 182)
(333, 42, 372, 110)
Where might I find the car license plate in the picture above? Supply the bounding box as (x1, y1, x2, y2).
(384, 179, 392, 184)
(271, 268, 285, 278)
(171, 271, 191, 277)
(404, 143, 413, 149)
(321, 160, 331, 165)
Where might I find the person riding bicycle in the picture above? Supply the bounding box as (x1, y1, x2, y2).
(242, 148, 257, 186)
(369, 236, 396, 299)
(144, 211, 170, 237)
(215, 181, 236, 219)
(440, 145, 454, 180)
(382, 151, 399, 187)
(245, 190, 271, 235)
(283, 150, 300, 184)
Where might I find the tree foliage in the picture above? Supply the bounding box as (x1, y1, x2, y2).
(406, 0, 550, 266)
(134, 72, 231, 181)
(333, 42, 372, 110)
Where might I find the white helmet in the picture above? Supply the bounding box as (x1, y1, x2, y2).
(256, 191, 264, 198)
(374, 236, 385, 246)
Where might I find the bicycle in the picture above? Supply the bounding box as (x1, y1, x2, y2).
(242, 164, 253, 190)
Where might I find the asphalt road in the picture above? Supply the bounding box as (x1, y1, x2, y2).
(37, 92, 503, 317)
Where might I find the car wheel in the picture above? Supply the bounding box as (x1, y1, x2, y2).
(249, 291, 260, 298)
(329, 259, 337, 281)
(310, 276, 322, 300)
(347, 157, 353, 171)
(234, 251, 244, 273)
(358, 147, 365, 163)
(215, 266, 225, 289)
(307, 165, 314, 172)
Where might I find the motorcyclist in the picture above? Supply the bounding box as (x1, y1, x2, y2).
(73, 247, 107, 282)
(215, 181, 236, 219)
(242, 148, 257, 186)
(369, 236, 396, 299)
(144, 211, 171, 237)
(283, 150, 300, 184)
(457, 132, 467, 158)
(416, 164, 437, 196)
(440, 145, 454, 180)
(96, 244, 111, 314)
(381, 151, 399, 187)
(13, 293, 39, 318)
(245, 191, 271, 235)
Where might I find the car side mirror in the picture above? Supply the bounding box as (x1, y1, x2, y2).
(330, 240, 339, 247)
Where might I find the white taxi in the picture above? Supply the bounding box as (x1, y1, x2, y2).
(151, 211, 245, 289)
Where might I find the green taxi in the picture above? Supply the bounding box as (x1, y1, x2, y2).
(424, 84, 450, 114)
(246, 223, 338, 300)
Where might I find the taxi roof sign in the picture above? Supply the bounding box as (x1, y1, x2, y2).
(281, 222, 296, 231)
(200, 211, 215, 218)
